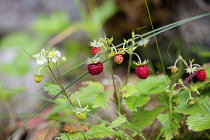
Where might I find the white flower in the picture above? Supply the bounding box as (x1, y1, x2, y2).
(89, 39, 103, 47)
(32, 50, 47, 65)
(138, 38, 150, 47)
(48, 49, 61, 63)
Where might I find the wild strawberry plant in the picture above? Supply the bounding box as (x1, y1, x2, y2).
(8, 12, 210, 140)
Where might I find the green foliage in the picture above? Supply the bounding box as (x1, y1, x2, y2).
(44, 83, 61, 95)
(93, 91, 111, 109)
(32, 11, 70, 35)
(124, 95, 150, 111)
(135, 75, 168, 95)
(121, 84, 138, 98)
(131, 105, 166, 131)
(157, 112, 183, 140)
(175, 96, 210, 131)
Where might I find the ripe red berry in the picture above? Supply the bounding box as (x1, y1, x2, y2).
(114, 54, 124, 64)
(88, 62, 103, 75)
(196, 70, 206, 82)
(91, 47, 101, 55)
(135, 65, 150, 79)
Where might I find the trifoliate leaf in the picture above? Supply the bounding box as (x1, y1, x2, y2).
(157, 112, 183, 140)
(93, 91, 111, 109)
(121, 84, 138, 98)
(131, 105, 166, 131)
(124, 95, 150, 111)
(44, 83, 61, 95)
(110, 116, 126, 128)
(135, 75, 168, 95)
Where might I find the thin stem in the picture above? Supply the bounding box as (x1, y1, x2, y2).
(48, 66, 74, 107)
(144, 0, 167, 77)
(37, 65, 47, 75)
(133, 53, 142, 63)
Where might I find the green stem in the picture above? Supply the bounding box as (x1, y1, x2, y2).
(124, 51, 133, 86)
(48, 66, 74, 107)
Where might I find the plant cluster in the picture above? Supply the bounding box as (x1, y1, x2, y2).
(9, 13, 210, 140)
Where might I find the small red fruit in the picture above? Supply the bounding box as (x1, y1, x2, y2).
(91, 47, 101, 55)
(114, 54, 124, 64)
(135, 65, 150, 79)
(196, 70, 206, 82)
(88, 62, 103, 75)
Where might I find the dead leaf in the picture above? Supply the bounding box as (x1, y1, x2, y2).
(64, 123, 89, 133)
(31, 126, 59, 140)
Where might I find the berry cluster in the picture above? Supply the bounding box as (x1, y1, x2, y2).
(88, 38, 151, 79)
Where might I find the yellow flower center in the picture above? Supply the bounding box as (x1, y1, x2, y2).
(50, 52, 56, 57)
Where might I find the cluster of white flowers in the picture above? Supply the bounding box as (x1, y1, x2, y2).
(33, 48, 65, 65)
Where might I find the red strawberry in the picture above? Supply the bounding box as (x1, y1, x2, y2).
(114, 54, 124, 64)
(135, 65, 150, 79)
(88, 62, 103, 75)
(91, 47, 101, 55)
(196, 70, 206, 82)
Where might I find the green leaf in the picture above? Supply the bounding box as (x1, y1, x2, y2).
(121, 84, 138, 98)
(55, 132, 84, 140)
(174, 97, 210, 131)
(124, 95, 150, 111)
(135, 75, 168, 95)
(93, 91, 111, 109)
(85, 123, 115, 138)
(44, 83, 61, 95)
(186, 114, 210, 131)
(110, 116, 126, 128)
(157, 92, 169, 107)
(131, 105, 166, 131)
(71, 81, 104, 107)
(157, 112, 183, 140)
(173, 90, 189, 104)
(175, 97, 210, 115)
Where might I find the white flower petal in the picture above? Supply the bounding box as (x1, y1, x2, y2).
(55, 51, 61, 57)
(51, 57, 58, 62)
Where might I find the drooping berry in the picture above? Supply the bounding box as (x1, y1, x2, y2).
(135, 65, 150, 79)
(170, 66, 178, 73)
(76, 112, 86, 120)
(114, 54, 124, 64)
(91, 47, 101, 55)
(196, 70, 206, 82)
(88, 62, 103, 75)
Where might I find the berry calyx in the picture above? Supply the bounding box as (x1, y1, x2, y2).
(196, 70, 206, 82)
(135, 65, 150, 79)
(91, 47, 101, 55)
(114, 54, 124, 64)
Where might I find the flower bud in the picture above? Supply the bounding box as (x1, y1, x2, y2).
(34, 74, 44, 83)
(188, 99, 196, 105)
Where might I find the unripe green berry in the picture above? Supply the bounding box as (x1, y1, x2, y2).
(34, 74, 44, 83)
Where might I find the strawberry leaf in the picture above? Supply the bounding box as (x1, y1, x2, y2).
(157, 112, 183, 140)
(120, 84, 138, 98)
(44, 83, 61, 95)
(135, 75, 168, 95)
(93, 91, 111, 109)
(131, 105, 166, 131)
(124, 95, 150, 111)
(85, 123, 115, 138)
(175, 96, 210, 131)
(110, 116, 126, 128)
